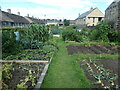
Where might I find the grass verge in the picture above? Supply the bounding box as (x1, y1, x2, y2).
(41, 37, 118, 88)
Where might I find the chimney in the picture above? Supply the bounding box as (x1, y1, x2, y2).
(79, 13, 80, 17)
(90, 7, 93, 10)
(0, 6, 1, 11)
(7, 9, 11, 13)
(27, 14, 29, 17)
(17, 12, 20, 15)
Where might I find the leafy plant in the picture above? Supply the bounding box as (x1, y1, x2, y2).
(2, 30, 23, 58)
(89, 21, 119, 42)
(2, 64, 13, 80)
(17, 82, 28, 89)
(20, 24, 50, 49)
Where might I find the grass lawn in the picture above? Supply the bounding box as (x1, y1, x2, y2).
(41, 37, 118, 88)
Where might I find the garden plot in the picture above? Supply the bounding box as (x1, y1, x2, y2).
(66, 45, 119, 55)
(4, 49, 52, 60)
(80, 59, 119, 89)
(1, 61, 47, 89)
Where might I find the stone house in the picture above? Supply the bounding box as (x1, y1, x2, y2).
(1, 9, 29, 27)
(0, 9, 45, 27)
(75, 8, 104, 28)
(46, 19, 64, 26)
(105, 0, 120, 30)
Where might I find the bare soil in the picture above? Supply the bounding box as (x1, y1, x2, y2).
(2, 62, 45, 89)
(80, 59, 119, 88)
(66, 45, 120, 55)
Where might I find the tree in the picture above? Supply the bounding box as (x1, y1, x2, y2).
(63, 19, 70, 26)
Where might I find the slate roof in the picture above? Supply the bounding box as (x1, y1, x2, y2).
(106, 0, 120, 10)
(76, 8, 96, 19)
(26, 17, 45, 24)
(114, 0, 120, 2)
(1, 11, 29, 23)
(0, 11, 13, 22)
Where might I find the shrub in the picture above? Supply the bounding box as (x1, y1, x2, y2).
(2, 31, 23, 58)
(43, 45, 58, 53)
(89, 21, 119, 42)
(62, 29, 82, 42)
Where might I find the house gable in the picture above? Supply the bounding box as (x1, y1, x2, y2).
(87, 8, 104, 18)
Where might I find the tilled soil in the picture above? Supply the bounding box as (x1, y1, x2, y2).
(66, 45, 120, 55)
(80, 59, 119, 88)
(2, 62, 45, 89)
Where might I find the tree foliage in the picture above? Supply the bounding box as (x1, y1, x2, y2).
(63, 19, 70, 26)
(90, 21, 119, 42)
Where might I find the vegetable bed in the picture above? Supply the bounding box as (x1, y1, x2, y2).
(3, 49, 52, 60)
(2, 62, 46, 89)
(80, 59, 120, 89)
(66, 45, 119, 55)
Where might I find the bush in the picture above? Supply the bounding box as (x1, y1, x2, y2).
(89, 21, 119, 42)
(43, 45, 58, 53)
(2, 31, 23, 58)
(62, 29, 82, 42)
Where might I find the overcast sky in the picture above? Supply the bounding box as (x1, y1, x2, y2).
(1, 0, 114, 20)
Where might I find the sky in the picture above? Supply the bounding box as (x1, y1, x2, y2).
(1, 0, 114, 20)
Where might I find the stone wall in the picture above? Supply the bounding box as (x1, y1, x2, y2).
(117, 1, 120, 30)
(105, 1, 120, 30)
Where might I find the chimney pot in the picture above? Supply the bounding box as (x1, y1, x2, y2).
(90, 7, 93, 10)
(18, 12, 20, 15)
(27, 14, 29, 17)
(79, 13, 80, 17)
(7, 9, 11, 13)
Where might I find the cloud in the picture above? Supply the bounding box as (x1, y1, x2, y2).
(27, 0, 94, 8)
(2, 0, 112, 19)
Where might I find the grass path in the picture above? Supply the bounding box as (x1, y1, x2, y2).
(41, 38, 91, 88)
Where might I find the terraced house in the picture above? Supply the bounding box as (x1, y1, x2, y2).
(75, 8, 104, 28)
(0, 9, 45, 27)
(25, 15, 45, 24)
(105, 0, 120, 30)
(1, 9, 29, 27)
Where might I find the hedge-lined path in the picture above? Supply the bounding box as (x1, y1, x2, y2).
(41, 38, 91, 88)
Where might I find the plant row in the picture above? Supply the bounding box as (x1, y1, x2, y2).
(2, 23, 58, 59)
(80, 59, 119, 89)
(2, 62, 45, 89)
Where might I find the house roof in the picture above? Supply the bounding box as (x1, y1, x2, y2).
(76, 8, 96, 19)
(106, 0, 120, 10)
(1, 11, 29, 23)
(0, 11, 14, 22)
(25, 17, 45, 24)
(114, 0, 120, 2)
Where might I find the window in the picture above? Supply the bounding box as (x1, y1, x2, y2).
(83, 18, 86, 21)
(98, 17, 102, 21)
(93, 17, 95, 23)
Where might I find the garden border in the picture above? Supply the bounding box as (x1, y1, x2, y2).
(34, 55, 53, 89)
(0, 60, 48, 63)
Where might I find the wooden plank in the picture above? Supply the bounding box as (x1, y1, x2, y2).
(0, 60, 49, 63)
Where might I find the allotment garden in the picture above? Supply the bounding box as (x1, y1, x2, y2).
(1, 21, 120, 89)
